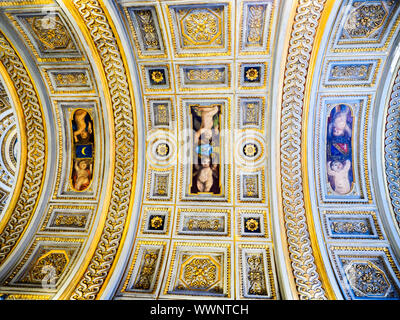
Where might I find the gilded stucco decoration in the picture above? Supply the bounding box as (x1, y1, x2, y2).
(385, 66, 400, 228)
(309, 0, 400, 300)
(113, 0, 279, 301)
(0, 82, 18, 215)
(278, 0, 329, 300)
(0, 0, 398, 301)
(0, 29, 46, 267)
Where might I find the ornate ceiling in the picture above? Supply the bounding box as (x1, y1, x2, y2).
(0, 0, 399, 301)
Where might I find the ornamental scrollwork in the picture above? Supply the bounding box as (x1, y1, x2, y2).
(280, 0, 328, 300)
(69, 0, 135, 300)
(0, 31, 46, 265)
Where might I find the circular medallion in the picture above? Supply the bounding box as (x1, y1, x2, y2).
(155, 142, 169, 157)
(146, 130, 176, 167)
(243, 143, 258, 157)
(235, 132, 265, 166)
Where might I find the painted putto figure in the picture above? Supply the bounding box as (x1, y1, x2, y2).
(191, 104, 221, 194)
(193, 156, 218, 192)
(73, 159, 92, 191)
(327, 160, 351, 195)
(328, 105, 352, 138)
(73, 109, 93, 143)
(193, 105, 220, 143)
(71, 108, 94, 192)
(326, 104, 353, 195)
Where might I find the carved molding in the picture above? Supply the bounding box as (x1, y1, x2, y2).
(0, 31, 46, 265)
(384, 66, 400, 228)
(279, 0, 328, 300)
(68, 0, 135, 300)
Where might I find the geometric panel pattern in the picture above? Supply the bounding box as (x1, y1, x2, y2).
(161, 242, 231, 298)
(237, 244, 277, 299)
(238, 1, 274, 56)
(331, 0, 400, 52)
(0, 237, 83, 294)
(329, 246, 400, 299)
(166, 3, 231, 57)
(1, 0, 400, 303)
(322, 59, 381, 88)
(7, 10, 83, 61)
(116, 0, 279, 300)
(119, 241, 167, 298)
(0, 0, 103, 301)
(321, 210, 384, 240)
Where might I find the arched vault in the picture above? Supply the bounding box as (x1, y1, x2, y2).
(0, 0, 399, 300)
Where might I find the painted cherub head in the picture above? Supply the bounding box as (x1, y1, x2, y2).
(330, 105, 351, 137)
(330, 160, 344, 172)
(80, 131, 89, 140)
(200, 156, 211, 167)
(200, 129, 213, 142)
(78, 160, 89, 170)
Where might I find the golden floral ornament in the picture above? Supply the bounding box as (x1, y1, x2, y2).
(344, 3, 388, 38)
(150, 216, 164, 229)
(136, 10, 159, 48)
(55, 72, 89, 86)
(187, 69, 223, 81)
(151, 70, 164, 83)
(245, 68, 259, 81)
(133, 251, 159, 290)
(344, 260, 391, 297)
(21, 250, 69, 284)
(246, 253, 267, 295)
(243, 143, 257, 157)
(247, 5, 266, 44)
(155, 143, 169, 157)
(245, 218, 259, 232)
(181, 9, 221, 44)
(181, 256, 219, 290)
(25, 14, 76, 51)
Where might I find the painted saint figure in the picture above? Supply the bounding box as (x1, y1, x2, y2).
(326, 104, 353, 195)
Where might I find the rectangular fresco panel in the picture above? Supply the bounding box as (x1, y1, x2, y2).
(179, 98, 230, 202)
(326, 104, 354, 196)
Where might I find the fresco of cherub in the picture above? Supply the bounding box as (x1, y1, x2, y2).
(193, 105, 220, 144)
(328, 105, 352, 138)
(73, 109, 93, 143)
(73, 159, 92, 191)
(327, 160, 352, 195)
(193, 156, 218, 192)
